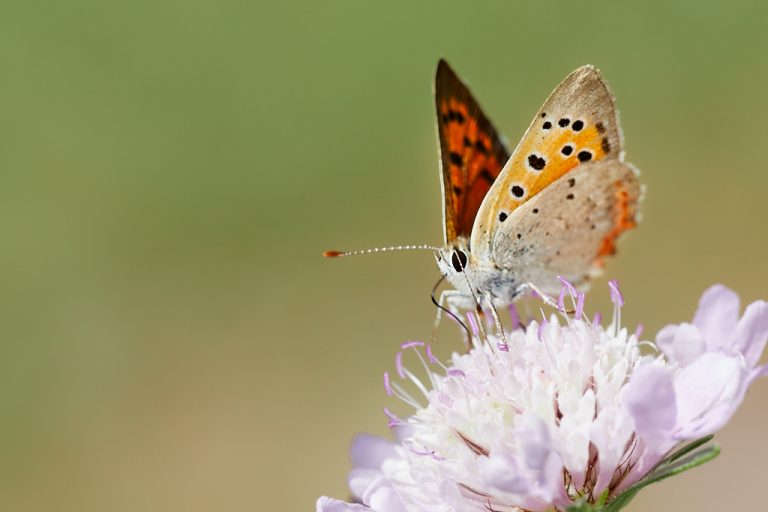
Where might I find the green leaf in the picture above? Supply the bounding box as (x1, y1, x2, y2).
(602, 489, 639, 512)
(603, 444, 720, 512)
(662, 435, 714, 464)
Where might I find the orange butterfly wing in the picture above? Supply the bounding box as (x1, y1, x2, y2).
(435, 60, 510, 244)
(471, 65, 629, 263)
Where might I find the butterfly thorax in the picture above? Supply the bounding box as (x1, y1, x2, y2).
(436, 238, 520, 309)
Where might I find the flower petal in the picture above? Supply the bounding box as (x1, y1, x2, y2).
(348, 469, 381, 500)
(750, 364, 768, 383)
(350, 433, 399, 469)
(655, 324, 679, 359)
(590, 406, 634, 494)
(668, 323, 706, 367)
(673, 351, 748, 439)
(622, 362, 676, 449)
(365, 485, 407, 512)
(480, 414, 563, 507)
(482, 452, 530, 495)
(316, 496, 371, 512)
(693, 285, 741, 350)
(730, 300, 768, 369)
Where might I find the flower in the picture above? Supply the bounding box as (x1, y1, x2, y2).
(317, 284, 768, 512)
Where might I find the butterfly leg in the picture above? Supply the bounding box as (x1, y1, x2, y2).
(483, 291, 509, 350)
(516, 282, 561, 310)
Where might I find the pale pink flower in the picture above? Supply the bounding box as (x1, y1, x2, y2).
(317, 284, 768, 512)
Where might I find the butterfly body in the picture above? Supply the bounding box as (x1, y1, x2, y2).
(435, 237, 521, 310)
(433, 61, 641, 311)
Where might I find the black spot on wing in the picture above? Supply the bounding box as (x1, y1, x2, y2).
(449, 152, 463, 166)
(448, 110, 466, 124)
(527, 154, 546, 171)
(601, 137, 611, 154)
(479, 168, 494, 183)
(558, 118, 570, 127)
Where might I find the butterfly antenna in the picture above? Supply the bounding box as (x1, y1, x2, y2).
(323, 245, 440, 258)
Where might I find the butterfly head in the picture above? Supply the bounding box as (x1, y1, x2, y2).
(436, 238, 473, 282)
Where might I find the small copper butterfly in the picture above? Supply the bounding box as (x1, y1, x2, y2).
(327, 60, 641, 318)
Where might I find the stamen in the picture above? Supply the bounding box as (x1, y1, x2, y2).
(467, 312, 480, 337)
(593, 312, 602, 326)
(384, 371, 393, 396)
(508, 304, 520, 330)
(395, 351, 405, 378)
(383, 407, 405, 428)
(557, 275, 578, 295)
(447, 369, 466, 378)
(634, 324, 644, 338)
(401, 366, 431, 399)
(425, 345, 450, 372)
(438, 392, 454, 407)
(403, 342, 438, 390)
(608, 280, 624, 307)
(426, 345, 439, 364)
(538, 319, 548, 341)
(576, 292, 585, 319)
(410, 448, 445, 461)
(609, 280, 624, 334)
(558, 286, 567, 312)
(390, 381, 423, 409)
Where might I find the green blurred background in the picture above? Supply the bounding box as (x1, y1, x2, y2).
(1, 1, 767, 510)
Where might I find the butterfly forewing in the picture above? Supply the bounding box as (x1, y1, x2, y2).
(470, 65, 624, 261)
(435, 59, 510, 244)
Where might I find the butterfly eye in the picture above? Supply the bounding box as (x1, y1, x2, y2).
(451, 249, 468, 272)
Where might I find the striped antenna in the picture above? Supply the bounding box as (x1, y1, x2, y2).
(324, 244, 440, 258)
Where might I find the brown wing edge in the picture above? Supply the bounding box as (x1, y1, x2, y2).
(434, 59, 510, 244)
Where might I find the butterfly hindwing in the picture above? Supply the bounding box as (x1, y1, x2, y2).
(435, 59, 510, 244)
(470, 65, 624, 262)
(490, 159, 641, 294)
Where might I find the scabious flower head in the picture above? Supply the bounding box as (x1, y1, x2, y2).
(318, 283, 768, 512)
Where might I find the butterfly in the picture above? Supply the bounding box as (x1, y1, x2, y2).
(327, 60, 641, 318)
(431, 60, 640, 313)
